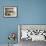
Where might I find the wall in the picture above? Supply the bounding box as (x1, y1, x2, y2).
(0, 0, 18, 44)
(0, 0, 46, 44)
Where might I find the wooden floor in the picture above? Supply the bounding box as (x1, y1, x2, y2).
(0, 40, 46, 46)
(19, 39, 46, 46)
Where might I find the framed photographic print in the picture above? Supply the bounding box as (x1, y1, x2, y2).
(4, 6, 17, 17)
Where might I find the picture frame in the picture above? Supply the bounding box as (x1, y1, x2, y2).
(4, 6, 17, 17)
